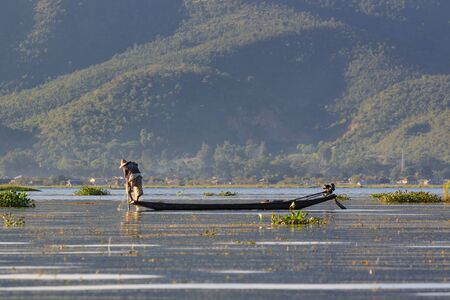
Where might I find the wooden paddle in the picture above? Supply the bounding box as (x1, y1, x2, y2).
(334, 199, 347, 209)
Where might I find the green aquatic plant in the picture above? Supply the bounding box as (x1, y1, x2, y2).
(371, 190, 441, 203)
(218, 191, 237, 196)
(271, 210, 325, 225)
(74, 186, 110, 196)
(234, 240, 256, 245)
(200, 229, 217, 237)
(203, 191, 237, 197)
(444, 181, 450, 202)
(0, 185, 39, 192)
(271, 202, 325, 225)
(336, 194, 350, 201)
(0, 191, 35, 208)
(1, 213, 25, 227)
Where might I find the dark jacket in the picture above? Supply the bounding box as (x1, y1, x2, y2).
(122, 161, 141, 179)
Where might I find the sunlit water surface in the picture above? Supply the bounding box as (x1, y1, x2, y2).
(0, 187, 448, 299)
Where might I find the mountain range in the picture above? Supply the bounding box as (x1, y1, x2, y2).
(0, 0, 449, 182)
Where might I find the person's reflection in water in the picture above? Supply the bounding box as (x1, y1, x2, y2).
(121, 209, 142, 238)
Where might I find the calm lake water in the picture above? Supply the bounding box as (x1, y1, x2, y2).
(28, 186, 445, 201)
(0, 187, 449, 299)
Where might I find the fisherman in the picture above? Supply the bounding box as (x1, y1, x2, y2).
(119, 159, 143, 204)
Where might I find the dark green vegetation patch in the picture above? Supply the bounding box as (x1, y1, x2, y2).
(271, 210, 325, 225)
(336, 194, 350, 201)
(0, 191, 35, 208)
(371, 190, 442, 204)
(0, 185, 39, 192)
(74, 186, 110, 196)
(203, 191, 237, 197)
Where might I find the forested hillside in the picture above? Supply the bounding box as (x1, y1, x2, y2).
(0, 0, 448, 182)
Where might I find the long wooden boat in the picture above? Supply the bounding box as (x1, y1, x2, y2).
(134, 193, 338, 211)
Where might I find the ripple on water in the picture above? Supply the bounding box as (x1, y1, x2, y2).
(0, 274, 162, 280)
(59, 244, 160, 248)
(0, 266, 79, 270)
(3, 282, 450, 292)
(210, 270, 271, 274)
(217, 241, 349, 246)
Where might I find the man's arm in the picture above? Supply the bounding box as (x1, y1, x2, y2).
(123, 167, 134, 202)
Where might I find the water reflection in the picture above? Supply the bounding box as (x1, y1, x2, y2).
(121, 210, 142, 238)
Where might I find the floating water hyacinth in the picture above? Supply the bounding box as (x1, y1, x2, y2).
(0, 185, 39, 192)
(203, 191, 237, 197)
(271, 202, 325, 225)
(271, 210, 325, 225)
(75, 186, 110, 196)
(336, 194, 350, 201)
(371, 190, 441, 203)
(0, 191, 35, 208)
(1, 213, 25, 227)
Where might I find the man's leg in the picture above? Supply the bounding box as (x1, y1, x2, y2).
(125, 182, 134, 203)
(133, 176, 143, 202)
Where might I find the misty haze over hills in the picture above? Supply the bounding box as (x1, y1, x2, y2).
(0, 0, 449, 182)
